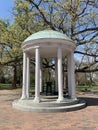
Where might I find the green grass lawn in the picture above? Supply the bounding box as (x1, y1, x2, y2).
(0, 84, 12, 90)
(0, 83, 21, 90)
(76, 85, 98, 92)
(0, 83, 98, 92)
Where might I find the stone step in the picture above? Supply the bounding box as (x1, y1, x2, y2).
(16, 99, 79, 107)
(12, 99, 86, 112)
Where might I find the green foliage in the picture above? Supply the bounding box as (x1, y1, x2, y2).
(0, 0, 98, 88)
(76, 85, 98, 92)
(0, 83, 14, 90)
(0, 83, 21, 90)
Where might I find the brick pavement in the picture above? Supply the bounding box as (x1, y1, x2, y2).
(0, 89, 98, 130)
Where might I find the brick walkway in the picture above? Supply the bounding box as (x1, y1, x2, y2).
(0, 89, 98, 130)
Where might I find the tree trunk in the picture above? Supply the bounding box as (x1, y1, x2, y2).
(12, 64, 17, 89)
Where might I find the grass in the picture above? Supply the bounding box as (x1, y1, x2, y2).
(0, 83, 21, 90)
(0, 83, 98, 92)
(0, 84, 12, 90)
(76, 85, 98, 92)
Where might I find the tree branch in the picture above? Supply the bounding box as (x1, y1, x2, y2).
(73, 27, 98, 36)
(27, 0, 55, 30)
(74, 51, 98, 57)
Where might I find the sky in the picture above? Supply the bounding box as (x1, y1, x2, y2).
(0, 0, 14, 21)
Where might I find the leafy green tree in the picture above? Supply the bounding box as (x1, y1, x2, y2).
(0, 0, 98, 89)
(25, 0, 98, 72)
(0, 0, 45, 88)
(0, 20, 23, 88)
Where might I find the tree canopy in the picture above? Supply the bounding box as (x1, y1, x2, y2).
(0, 0, 98, 87)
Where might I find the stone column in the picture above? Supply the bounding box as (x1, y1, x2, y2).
(21, 52, 27, 99)
(34, 47, 40, 103)
(57, 47, 64, 102)
(40, 60, 42, 93)
(67, 52, 77, 99)
(55, 58, 58, 94)
(40, 59, 43, 92)
(26, 55, 30, 98)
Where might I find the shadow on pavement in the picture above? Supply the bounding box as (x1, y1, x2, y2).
(80, 97, 98, 106)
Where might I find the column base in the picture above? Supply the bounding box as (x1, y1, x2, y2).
(57, 97, 64, 103)
(26, 94, 29, 99)
(20, 95, 27, 100)
(33, 97, 40, 103)
(71, 96, 77, 100)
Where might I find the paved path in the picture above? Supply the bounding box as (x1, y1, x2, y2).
(0, 89, 98, 130)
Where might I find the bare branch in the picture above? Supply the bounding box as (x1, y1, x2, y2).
(74, 51, 98, 57)
(73, 27, 98, 36)
(26, 0, 55, 30)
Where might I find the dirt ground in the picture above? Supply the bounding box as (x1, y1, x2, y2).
(0, 89, 98, 130)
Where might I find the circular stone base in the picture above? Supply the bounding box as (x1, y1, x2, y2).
(12, 97, 86, 112)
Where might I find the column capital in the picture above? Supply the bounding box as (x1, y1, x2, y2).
(35, 46, 40, 49)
